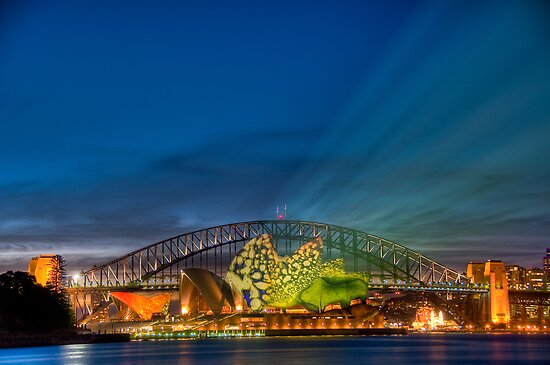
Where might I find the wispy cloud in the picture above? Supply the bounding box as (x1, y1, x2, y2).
(1, 1, 549, 275)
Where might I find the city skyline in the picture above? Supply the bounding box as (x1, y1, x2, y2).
(1, 0, 550, 273)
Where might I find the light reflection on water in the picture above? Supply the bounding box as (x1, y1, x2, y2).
(0, 335, 549, 365)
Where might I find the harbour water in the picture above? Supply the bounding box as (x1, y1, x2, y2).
(0, 334, 549, 365)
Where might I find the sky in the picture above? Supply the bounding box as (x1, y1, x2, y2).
(1, 0, 549, 274)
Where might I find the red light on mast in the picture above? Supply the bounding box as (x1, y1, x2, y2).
(276, 205, 287, 220)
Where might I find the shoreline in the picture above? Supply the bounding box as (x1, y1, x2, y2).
(265, 328, 407, 336)
(3, 329, 550, 349)
(0, 333, 130, 349)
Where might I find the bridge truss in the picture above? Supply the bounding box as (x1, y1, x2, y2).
(81, 220, 472, 288)
(73, 220, 485, 323)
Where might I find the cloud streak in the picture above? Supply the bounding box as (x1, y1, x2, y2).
(1, 1, 549, 274)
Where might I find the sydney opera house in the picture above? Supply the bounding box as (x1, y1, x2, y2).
(103, 234, 384, 332)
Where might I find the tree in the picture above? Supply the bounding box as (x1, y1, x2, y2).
(0, 271, 74, 332)
(46, 255, 67, 294)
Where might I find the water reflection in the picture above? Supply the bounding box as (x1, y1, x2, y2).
(0, 335, 549, 365)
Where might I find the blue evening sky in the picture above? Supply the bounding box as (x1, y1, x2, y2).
(1, 0, 549, 272)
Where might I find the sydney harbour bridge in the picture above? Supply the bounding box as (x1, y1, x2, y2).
(69, 220, 501, 327)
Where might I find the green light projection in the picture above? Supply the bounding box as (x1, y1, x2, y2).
(225, 234, 369, 311)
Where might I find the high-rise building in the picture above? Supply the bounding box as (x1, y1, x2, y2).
(28, 254, 58, 286)
(544, 248, 550, 278)
(505, 265, 527, 290)
(526, 268, 546, 290)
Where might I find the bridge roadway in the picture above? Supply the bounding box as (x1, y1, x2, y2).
(509, 290, 550, 306)
(67, 282, 489, 294)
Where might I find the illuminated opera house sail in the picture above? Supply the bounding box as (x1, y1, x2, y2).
(180, 234, 371, 315)
(180, 268, 243, 315)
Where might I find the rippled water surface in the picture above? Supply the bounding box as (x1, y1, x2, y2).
(1, 334, 549, 365)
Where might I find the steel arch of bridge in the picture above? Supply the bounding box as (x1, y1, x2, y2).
(82, 220, 471, 289)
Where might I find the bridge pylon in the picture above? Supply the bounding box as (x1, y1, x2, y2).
(466, 260, 510, 325)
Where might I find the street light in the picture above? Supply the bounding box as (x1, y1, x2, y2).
(72, 273, 80, 287)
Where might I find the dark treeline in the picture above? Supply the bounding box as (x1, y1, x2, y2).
(0, 271, 74, 333)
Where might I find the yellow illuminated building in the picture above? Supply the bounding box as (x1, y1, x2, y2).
(28, 254, 58, 286)
(506, 265, 527, 290)
(526, 268, 546, 290)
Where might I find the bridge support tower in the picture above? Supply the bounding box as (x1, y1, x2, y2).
(467, 260, 510, 326)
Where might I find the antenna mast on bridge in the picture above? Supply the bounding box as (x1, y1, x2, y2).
(276, 204, 287, 220)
